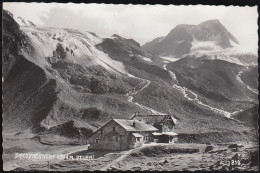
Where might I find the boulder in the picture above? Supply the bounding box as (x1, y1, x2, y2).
(205, 145, 214, 153)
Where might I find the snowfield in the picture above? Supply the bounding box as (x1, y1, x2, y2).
(190, 40, 223, 54)
(20, 26, 129, 76)
(184, 41, 257, 66)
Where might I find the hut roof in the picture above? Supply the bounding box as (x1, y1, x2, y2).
(130, 114, 177, 125)
(113, 119, 158, 132)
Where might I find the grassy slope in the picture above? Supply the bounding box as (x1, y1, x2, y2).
(241, 65, 258, 90)
(132, 56, 257, 141)
(167, 57, 257, 110)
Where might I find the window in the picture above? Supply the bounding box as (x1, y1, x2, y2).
(132, 138, 135, 142)
(95, 139, 99, 143)
(101, 129, 103, 134)
(136, 138, 140, 141)
(115, 136, 118, 142)
(108, 136, 112, 141)
(113, 127, 115, 131)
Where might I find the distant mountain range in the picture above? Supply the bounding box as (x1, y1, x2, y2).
(2, 10, 258, 144)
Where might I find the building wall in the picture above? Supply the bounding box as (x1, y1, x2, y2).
(139, 131, 155, 143)
(128, 133, 143, 149)
(87, 120, 129, 150)
(128, 131, 156, 149)
(163, 120, 175, 132)
(152, 123, 175, 133)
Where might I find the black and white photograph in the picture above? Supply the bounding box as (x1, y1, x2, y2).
(2, 2, 259, 171)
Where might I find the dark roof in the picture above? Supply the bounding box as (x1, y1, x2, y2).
(113, 119, 158, 132)
(130, 114, 177, 126)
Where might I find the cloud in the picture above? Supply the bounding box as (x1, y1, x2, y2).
(3, 2, 53, 25)
(3, 3, 258, 50)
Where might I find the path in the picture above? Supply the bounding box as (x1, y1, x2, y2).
(100, 149, 133, 171)
(100, 143, 162, 171)
(127, 75, 166, 115)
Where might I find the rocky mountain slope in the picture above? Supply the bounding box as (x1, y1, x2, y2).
(2, 10, 170, 134)
(2, 10, 258, 143)
(142, 19, 239, 57)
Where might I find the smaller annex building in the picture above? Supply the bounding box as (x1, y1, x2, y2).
(87, 119, 158, 150)
(131, 114, 178, 143)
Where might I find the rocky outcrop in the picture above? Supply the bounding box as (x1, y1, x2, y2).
(2, 10, 31, 79)
(3, 54, 57, 131)
(2, 10, 57, 131)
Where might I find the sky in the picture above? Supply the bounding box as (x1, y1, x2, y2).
(3, 3, 258, 50)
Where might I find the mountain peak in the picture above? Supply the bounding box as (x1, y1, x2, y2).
(175, 24, 194, 28)
(198, 19, 225, 29)
(142, 19, 239, 57)
(111, 34, 122, 38)
(200, 19, 221, 24)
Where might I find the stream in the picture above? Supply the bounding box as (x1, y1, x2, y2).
(126, 63, 252, 118)
(164, 64, 234, 118)
(236, 67, 258, 95)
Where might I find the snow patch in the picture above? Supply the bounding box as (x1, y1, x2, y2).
(139, 56, 153, 62)
(190, 39, 257, 57)
(176, 40, 185, 44)
(190, 40, 223, 54)
(204, 54, 243, 66)
(160, 56, 180, 62)
(163, 60, 170, 63)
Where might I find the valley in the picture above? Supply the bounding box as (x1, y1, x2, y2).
(2, 8, 258, 171)
(3, 8, 258, 141)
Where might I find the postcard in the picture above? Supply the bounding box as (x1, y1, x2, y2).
(2, 2, 258, 171)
